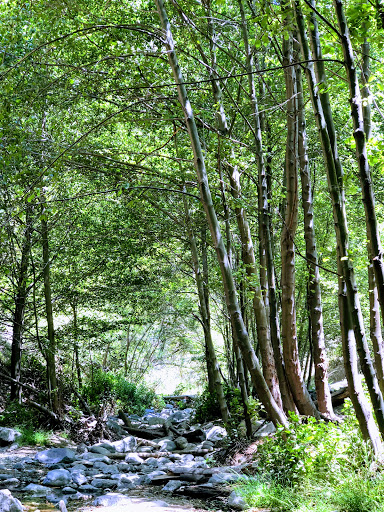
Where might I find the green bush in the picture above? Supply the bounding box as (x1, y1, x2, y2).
(0, 401, 45, 428)
(18, 427, 52, 447)
(81, 368, 156, 414)
(236, 400, 382, 512)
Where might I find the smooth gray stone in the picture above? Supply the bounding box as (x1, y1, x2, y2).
(157, 440, 176, 452)
(93, 462, 118, 474)
(43, 469, 72, 487)
(0, 489, 23, 512)
(81, 453, 111, 463)
(162, 480, 183, 492)
(174, 437, 188, 449)
(91, 478, 117, 489)
(90, 442, 116, 454)
(208, 473, 240, 484)
(93, 493, 131, 507)
(36, 448, 77, 465)
(147, 416, 166, 426)
(228, 490, 248, 510)
(255, 421, 276, 437)
(61, 487, 77, 494)
(0, 428, 21, 446)
(78, 484, 98, 492)
(23, 483, 50, 497)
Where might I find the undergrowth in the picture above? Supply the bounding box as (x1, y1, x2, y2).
(236, 400, 384, 512)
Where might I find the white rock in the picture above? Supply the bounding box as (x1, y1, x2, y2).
(93, 493, 131, 507)
(205, 426, 227, 442)
(125, 453, 144, 464)
(0, 489, 23, 512)
(111, 436, 137, 453)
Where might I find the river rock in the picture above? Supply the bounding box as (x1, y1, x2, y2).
(208, 472, 240, 484)
(255, 421, 276, 437)
(70, 472, 88, 486)
(111, 436, 136, 453)
(162, 480, 183, 492)
(147, 416, 166, 426)
(206, 426, 227, 442)
(0, 428, 21, 446)
(157, 440, 176, 452)
(125, 453, 144, 464)
(43, 469, 72, 487)
(91, 478, 117, 489)
(93, 461, 118, 474)
(23, 483, 51, 497)
(0, 478, 19, 489)
(174, 437, 188, 449)
(228, 490, 247, 510)
(36, 448, 77, 465)
(93, 493, 132, 507)
(0, 489, 23, 512)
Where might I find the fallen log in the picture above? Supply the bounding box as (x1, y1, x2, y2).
(121, 425, 164, 440)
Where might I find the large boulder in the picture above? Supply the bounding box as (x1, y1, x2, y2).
(43, 469, 72, 487)
(0, 490, 23, 512)
(35, 448, 76, 465)
(0, 429, 21, 446)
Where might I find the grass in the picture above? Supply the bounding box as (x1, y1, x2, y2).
(238, 473, 384, 512)
(18, 427, 53, 446)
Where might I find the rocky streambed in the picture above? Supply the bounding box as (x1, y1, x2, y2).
(0, 404, 276, 512)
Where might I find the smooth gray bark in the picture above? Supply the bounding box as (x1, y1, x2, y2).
(155, 0, 287, 427)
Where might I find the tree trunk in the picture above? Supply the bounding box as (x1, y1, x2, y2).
(280, 30, 319, 418)
(361, 38, 384, 396)
(294, 0, 384, 451)
(306, 0, 384, 435)
(11, 205, 33, 401)
(41, 207, 59, 413)
(183, 189, 230, 424)
(72, 303, 82, 388)
(296, 53, 334, 418)
(155, 0, 287, 427)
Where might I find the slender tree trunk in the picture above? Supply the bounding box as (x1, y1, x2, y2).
(155, 0, 287, 427)
(72, 303, 82, 388)
(361, 38, 384, 396)
(294, 0, 384, 451)
(11, 205, 33, 401)
(183, 189, 230, 424)
(234, 339, 253, 438)
(280, 31, 319, 417)
(307, 0, 384, 435)
(236, 0, 282, 408)
(41, 207, 59, 413)
(296, 54, 334, 417)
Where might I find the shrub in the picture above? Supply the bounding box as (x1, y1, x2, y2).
(81, 368, 156, 414)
